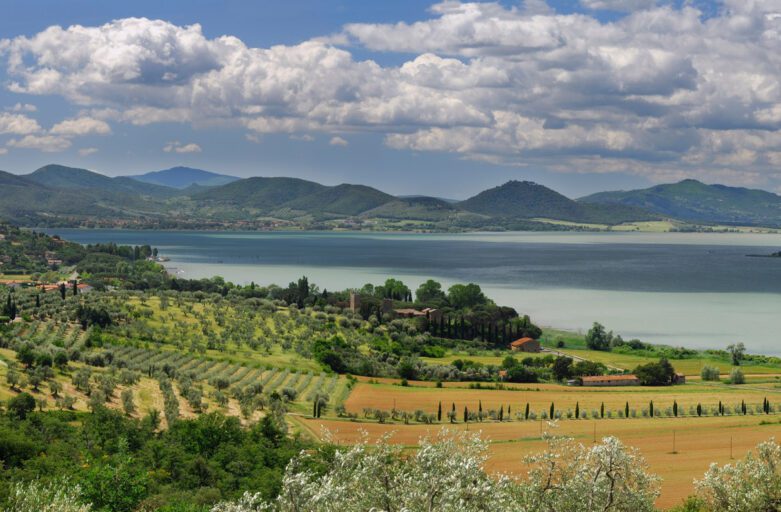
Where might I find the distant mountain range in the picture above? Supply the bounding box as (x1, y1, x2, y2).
(128, 166, 238, 189)
(1, 164, 781, 231)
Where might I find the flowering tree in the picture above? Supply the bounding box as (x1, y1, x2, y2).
(5, 479, 91, 512)
(212, 430, 659, 512)
(696, 438, 781, 511)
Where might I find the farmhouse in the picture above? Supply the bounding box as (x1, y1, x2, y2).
(392, 306, 442, 322)
(581, 374, 641, 387)
(509, 337, 541, 352)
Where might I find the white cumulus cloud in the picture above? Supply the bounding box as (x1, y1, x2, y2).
(164, 141, 202, 153)
(7, 134, 71, 152)
(329, 136, 349, 146)
(50, 117, 111, 136)
(0, 113, 41, 135)
(2, 4, 781, 186)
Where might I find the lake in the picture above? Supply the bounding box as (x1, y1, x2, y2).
(46, 229, 781, 355)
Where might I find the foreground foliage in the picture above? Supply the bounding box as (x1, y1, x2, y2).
(214, 429, 659, 512)
(0, 408, 305, 511)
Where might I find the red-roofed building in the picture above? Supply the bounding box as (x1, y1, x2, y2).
(509, 337, 541, 353)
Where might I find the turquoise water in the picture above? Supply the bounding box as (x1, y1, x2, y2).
(48, 229, 781, 354)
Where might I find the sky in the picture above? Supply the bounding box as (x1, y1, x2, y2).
(0, 0, 779, 199)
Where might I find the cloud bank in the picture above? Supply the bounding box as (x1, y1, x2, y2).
(2, 1, 781, 184)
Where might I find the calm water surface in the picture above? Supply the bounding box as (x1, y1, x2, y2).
(47, 229, 781, 354)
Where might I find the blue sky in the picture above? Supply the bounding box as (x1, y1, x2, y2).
(1, 0, 779, 198)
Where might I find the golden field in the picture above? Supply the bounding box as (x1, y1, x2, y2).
(291, 379, 781, 509)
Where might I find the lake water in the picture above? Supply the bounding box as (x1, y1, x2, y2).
(46, 229, 781, 354)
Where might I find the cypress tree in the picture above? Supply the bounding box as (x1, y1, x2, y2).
(575, 402, 580, 419)
(499, 405, 504, 422)
(625, 401, 629, 419)
(35, 294, 40, 308)
(673, 400, 678, 417)
(437, 401, 442, 422)
(464, 406, 468, 423)
(525, 402, 530, 420)
(697, 403, 702, 417)
(478, 400, 483, 421)
(719, 400, 723, 415)
(549, 402, 555, 419)
(72, 281, 78, 296)
(59, 283, 66, 300)
(313, 400, 317, 418)
(507, 405, 512, 418)
(649, 400, 654, 418)
(741, 400, 746, 415)
(600, 402, 605, 419)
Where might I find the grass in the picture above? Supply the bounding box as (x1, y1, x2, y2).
(0, 274, 33, 282)
(539, 327, 781, 376)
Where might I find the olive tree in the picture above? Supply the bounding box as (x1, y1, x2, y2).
(5, 478, 91, 512)
(696, 439, 781, 511)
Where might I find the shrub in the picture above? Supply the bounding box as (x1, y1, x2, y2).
(729, 368, 745, 385)
(700, 366, 720, 381)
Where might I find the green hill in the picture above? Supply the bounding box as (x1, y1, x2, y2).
(282, 184, 394, 216)
(580, 179, 781, 226)
(0, 169, 114, 224)
(26, 165, 177, 198)
(363, 196, 464, 221)
(458, 181, 655, 224)
(193, 177, 326, 210)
